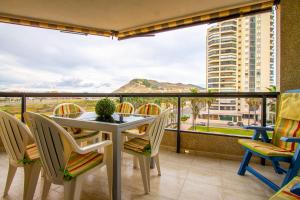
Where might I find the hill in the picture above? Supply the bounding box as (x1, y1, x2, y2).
(113, 79, 204, 93)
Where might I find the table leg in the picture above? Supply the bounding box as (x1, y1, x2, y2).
(112, 128, 121, 200)
(150, 158, 155, 169)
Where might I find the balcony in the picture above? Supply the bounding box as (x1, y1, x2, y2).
(0, 1, 299, 200)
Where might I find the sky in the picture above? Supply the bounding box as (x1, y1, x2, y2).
(0, 23, 208, 92)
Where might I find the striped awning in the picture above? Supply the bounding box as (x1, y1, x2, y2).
(0, 15, 113, 37)
(117, 1, 275, 40)
(0, 0, 277, 40)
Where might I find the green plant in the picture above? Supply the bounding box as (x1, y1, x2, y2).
(181, 115, 190, 122)
(95, 98, 116, 117)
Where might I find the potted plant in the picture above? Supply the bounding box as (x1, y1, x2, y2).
(95, 98, 116, 119)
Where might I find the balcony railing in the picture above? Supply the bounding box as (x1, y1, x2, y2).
(0, 91, 279, 153)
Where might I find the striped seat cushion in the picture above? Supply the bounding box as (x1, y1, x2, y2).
(64, 151, 103, 180)
(116, 102, 134, 114)
(19, 143, 40, 164)
(124, 138, 151, 155)
(272, 118, 300, 152)
(238, 139, 294, 157)
(270, 176, 300, 200)
(25, 143, 40, 161)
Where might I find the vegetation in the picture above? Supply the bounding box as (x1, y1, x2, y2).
(246, 98, 261, 125)
(95, 98, 116, 117)
(189, 88, 206, 130)
(267, 85, 277, 124)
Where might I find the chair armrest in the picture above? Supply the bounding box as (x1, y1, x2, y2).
(244, 126, 274, 132)
(244, 126, 273, 142)
(281, 137, 300, 143)
(73, 140, 112, 154)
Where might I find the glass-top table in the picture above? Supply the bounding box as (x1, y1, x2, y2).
(51, 112, 155, 200)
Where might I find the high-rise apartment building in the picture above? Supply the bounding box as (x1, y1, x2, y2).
(206, 12, 275, 123)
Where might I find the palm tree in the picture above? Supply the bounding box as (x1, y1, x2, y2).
(246, 98, 261, 125)
(267, 85, 277, 124)
(189, 88, 205, 130)
(204, 90, 216, 128)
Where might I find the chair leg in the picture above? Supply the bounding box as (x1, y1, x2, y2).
(138, 156, 150, 194)
(282, 163, 300, 186)
(105, 145, 113, 200)
(272, 161, 283, 174)
(23, 162, 41, 200)
(153, 155, 161, 176)
(64, 177, 82, 200)
(238, 150, 252, 175)
(41, 176, 52, 200)
(3, 163, 17, 196)
(133, 156, 139, 169)
(145, 157, 151, 192)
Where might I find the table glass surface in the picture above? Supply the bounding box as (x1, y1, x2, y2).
(53, 112, 150, 124)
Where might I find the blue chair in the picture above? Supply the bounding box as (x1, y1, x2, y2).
(238, 89, 300, 191)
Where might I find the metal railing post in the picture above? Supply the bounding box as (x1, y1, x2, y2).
(21, 94, 26, 122)
(260, 96, 267, 165)
(261, 96, 267, 127)
(176, 96, 181, 153)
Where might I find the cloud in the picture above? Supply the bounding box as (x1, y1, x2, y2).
(0, 23, 208, 92)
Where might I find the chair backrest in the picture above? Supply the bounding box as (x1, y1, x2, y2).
(0, 111, 32, 163)
(272, 90, 300, 152)
(115, 102, 134, 114)
(145, 109, 170, 156)
(136, 103, 161, 116)
(53, 103, 84, 115)
(24, 112, 75, 183)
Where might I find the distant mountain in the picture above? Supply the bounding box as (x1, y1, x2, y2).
(113, 79, 204, 93)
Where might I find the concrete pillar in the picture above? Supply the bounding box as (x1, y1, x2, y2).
(277, 0, 300, 92)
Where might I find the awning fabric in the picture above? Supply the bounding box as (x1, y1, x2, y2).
(118, 1, 274, 39)
(0, 0, 276, 40)
(0, 16, 112, 37)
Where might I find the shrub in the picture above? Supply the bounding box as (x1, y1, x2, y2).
(95, 98, 116, 117)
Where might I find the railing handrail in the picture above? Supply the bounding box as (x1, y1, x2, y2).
(0, 91, 280, 154)
(0, 91, 279, 98)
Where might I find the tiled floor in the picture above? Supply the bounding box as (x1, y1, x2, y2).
(0, 150, 282, 200)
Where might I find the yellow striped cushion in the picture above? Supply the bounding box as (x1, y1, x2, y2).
(116, 102, 134, 114)
(64, 151, 103, 180)
(137, 104, 161, 132)
(138, 104, 161, 116)
(238, 139, 294, 157)
(124, 138, 151, 155)
(25, 143, 40, 161)
(53, 103, 85, 135)
(54, 103, 82, 115)
(272, 119, 300, 152)
(270, 176, 300, 200)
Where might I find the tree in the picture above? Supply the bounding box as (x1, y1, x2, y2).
(267, 85, 277, 124)
(203, 90, 216, 128)
(246, 98, 261, 125)
(189, 88, 205, 130)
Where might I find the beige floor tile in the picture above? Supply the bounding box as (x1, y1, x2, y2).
(178, 180, 223, 200)
(0, 150, 279, 200)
